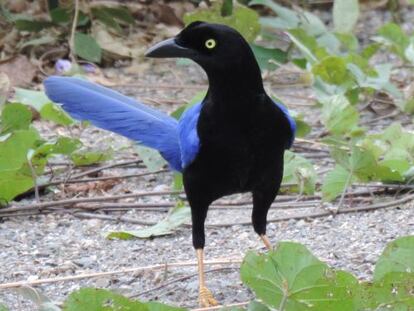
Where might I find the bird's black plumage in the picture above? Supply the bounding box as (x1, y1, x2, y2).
(149, 22, 294, 249)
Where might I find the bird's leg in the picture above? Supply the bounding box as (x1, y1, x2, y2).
(260, 234, 272, 250)
(196, 248, 218, 307)
(185, 187, 218, 307)
(253, 188, 278, 251)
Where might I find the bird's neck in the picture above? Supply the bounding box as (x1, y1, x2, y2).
(205, 61, 265, 106)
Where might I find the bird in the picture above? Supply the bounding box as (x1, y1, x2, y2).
(44, 21, 296, 307)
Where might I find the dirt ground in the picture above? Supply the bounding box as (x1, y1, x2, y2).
(1, 6, 414, 311)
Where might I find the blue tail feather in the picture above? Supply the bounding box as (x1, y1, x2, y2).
(44, 76, 182, 171)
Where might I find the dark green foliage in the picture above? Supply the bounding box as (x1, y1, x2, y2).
(0, 90, 112, 204)
(183, 2, 260, 43)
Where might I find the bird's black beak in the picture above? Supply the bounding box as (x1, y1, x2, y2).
(145, 38, 194, 58)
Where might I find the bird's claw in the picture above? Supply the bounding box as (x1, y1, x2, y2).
(199, 286, 218, 307)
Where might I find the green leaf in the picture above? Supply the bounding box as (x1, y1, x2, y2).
(221, 0, 233, 17)
(361, 43, 381, 59)
(71, 149, 112, 166)
(49, 7, 71, 24)
(1, 103, 32, 133)
(107, 204, 190, 239)
(184, 3, 260, 42)
(15, 287, 61, 311)
(241, 242, 359, 310)
(92, 6, 135, 26)
(335, 33, 359, 52)
(15, 19, 53, 32)
(0, 169, 34, 204)
(171, 91, 206, 120)
(74, 32, 102, 63)
(345, 53, 377, 77)
(287, 29, 328, 64)
(320, 95, 359, 135)
(349, 146, 377, 181)
(247, 301, 270, 311)
(14, 88, 73, 126)
(34, 137, 81, 161)
(64, 288, 185, 311)
(52, 137, 82, 155)
(401, 98, 414, 114)
(294, 119, 311, 138)
(40, 103, 73, 126)
(405, 42, 414, 64)
(322, 165, 352, 201)
(312, 56, 352, 85)
(283, 151, 316, 195)
(250, 44, 287, 70)
(135, 145, 166, 172)
(377, 23, 409, 58)
(365, 272, 414, 309)
(0, 129, 41, 202)
(367, 123, 414, 166)
(284, 108, 311, 138)
(173, 173, 183, 191)
(102, 7, 134, 24)
(0, 130, 38, 171)
(13, 88, 51, 111)
(250, 0, 298, 29)
(374, 236, 414, 281)
(0, 303, 9, 311)
(91, 7, 122, 33)
(20, 35, 56, 49)
(300, 10, 327, 37)
(333, 0, 359, 33)
(63, 288, 142, 311)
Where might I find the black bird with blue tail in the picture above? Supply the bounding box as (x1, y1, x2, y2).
(44, 22, 296, 307)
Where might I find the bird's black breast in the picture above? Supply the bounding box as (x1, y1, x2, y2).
(183, 94, 290, 202)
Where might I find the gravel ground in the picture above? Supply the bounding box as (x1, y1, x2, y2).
(1, 6, 414, 311)
(1, 199, 414, 309)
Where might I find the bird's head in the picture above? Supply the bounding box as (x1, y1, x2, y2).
(145, 22, 257, 72)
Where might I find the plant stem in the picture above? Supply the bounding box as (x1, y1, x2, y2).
(69, 0, 80, 62)
(336, 171, 353, 212)
(27, 156, 40, 203)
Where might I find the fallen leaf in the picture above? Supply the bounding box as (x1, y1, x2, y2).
(92, 23, 145, 59)
(61, 179, 119, 195)
(107, 203, 190, 239)
(0, 55, 37, 87)
(150, 3, 184, 27)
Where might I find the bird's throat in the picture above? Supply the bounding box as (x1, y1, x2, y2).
(205, 61, 265, 106)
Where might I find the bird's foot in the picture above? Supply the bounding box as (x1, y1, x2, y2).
(260, 234, 273, 250)
(199, 286, 218, 307)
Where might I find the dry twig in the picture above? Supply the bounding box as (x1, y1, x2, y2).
(0, 258, 242, 290)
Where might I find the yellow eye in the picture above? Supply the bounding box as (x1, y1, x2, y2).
(205, 39, 216, 49)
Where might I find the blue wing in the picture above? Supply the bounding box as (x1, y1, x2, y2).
(44, 76, 182, 171)
(178, 102, 202, 169)
(272, 100, 296, 149)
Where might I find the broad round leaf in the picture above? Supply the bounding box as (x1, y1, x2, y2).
(241, 242, 359, 310)
(1, 103, 32, 133)
(374, 236, 414, 281)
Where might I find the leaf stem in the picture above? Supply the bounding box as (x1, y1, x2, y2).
(279, 293, 288, 311)
(27, 154, 40, 203)
(336, 171, 353, 212)
(69, 0, 80, 62)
